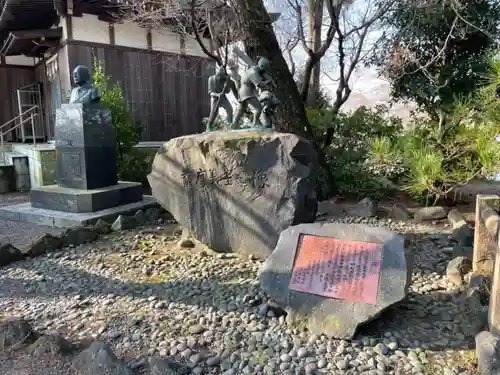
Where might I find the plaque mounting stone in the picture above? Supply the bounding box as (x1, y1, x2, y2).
(259, 222, 412, 339)
(288, 234, 382, 305)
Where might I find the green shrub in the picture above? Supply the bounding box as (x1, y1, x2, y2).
(368, 89, 500, 204)
(92, 58, 144, 181)
(308, 105, 404, 199)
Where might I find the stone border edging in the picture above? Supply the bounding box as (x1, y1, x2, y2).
(0, 206, 172, 268)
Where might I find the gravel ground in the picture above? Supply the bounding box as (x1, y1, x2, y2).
(0, 216, 482, 375)
(0, 193, 64, 250)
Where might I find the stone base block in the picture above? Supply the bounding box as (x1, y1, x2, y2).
(30, 182, 143, 213)
(0, 196, 159, 228)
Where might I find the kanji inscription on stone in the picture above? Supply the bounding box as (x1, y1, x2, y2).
(288, 234, 383, 305)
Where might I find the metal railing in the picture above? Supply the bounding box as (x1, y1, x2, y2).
(0, 106, 38, 164)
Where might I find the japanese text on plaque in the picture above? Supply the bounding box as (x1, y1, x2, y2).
(288, 235, 382, 305)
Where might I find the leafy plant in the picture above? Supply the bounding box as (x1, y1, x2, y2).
(92, 58, 143, 181)
(308, 104, 403, 199)
(367, 53, 500, 204)
(373, 0, 500, 119)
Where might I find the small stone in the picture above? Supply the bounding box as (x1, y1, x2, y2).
(374, 343, 389, 355)
(188, 324, 204, 334)
(388, 341, 398, 350)
(133, 210, 147, 225)
(25, 233, 62, 257)
(108, 331, 121, 340)
(190, 353, 203, 364)
(206, 356, 221, 367)
(94, 219, 111, 234)
(317, 359, 327, 369)
(73, 341, 132, 375)
(0, 242, 23, 266)
(386, 204, 411, 221)
(446, 256, 472, 285)
(145, 207, 161, 221)
(336, 360, 348, 370)
(61, 227, 98, 246)
(476, 330, 500, 374)
(111, 215, 136, 231)
(297, 347, 307, 358)
(178, 238, 195, 248)
(280, 353, 291, 362)
(0, 318, 34, 349)
(348, 198, 377, 218)
(414, 206, 448, 222)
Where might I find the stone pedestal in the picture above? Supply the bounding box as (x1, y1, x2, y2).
(260, 222, 412, 339)
(31, 182, 143, 213)
(55, 103, 117, 189)
(23, 103, 148, 221)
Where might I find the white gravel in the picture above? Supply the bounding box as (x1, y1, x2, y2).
(0, 217, 480, 375)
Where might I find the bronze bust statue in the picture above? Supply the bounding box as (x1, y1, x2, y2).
(69, 65, 101, 104)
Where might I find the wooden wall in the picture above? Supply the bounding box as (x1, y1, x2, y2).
(0, 66, 35, 140)
(66, 41, 212, 141)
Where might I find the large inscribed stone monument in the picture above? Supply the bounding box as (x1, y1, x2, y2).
(260, 222, 413, 339)
(148, 130, 318, 259)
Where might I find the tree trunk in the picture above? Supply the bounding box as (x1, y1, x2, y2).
(230, 0, 336, 199)
(231, 0, 309, 135)
(306, 0, 324, 107)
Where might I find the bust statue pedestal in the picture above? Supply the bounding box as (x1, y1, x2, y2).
(55, 103, 117, 189)
(30, 103, 143, 213)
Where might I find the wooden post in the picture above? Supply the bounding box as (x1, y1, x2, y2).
(489, 236, 500, 335)
(473, 194, 500, 275)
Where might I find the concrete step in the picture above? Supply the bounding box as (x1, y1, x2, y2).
(0, 165, 15, 193)
(1, 152, 30, 192)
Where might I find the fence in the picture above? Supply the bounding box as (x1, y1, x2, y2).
(473, 194, 500, 336)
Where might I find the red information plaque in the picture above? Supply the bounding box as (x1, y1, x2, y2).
(288, 234, 382, 305)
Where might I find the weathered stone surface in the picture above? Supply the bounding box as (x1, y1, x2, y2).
(414, 206, 448, 221)
(145, 207, 160, 221)
(452, 244, 474, 261)
(447, 208, 467, 228)
(111, 215, 136, 231)
(134, 210, 147, 225)
(0, 242, 23, 266)
(149, 357, 191, 375)
(316, 200, 343, 220)
(450, 224, 474, 246)
(178, 227, 195, 249)
(386, 204, 411, 221)
(446, 256, 472, 285)
(347, 198, 377, 218)
(73, 341, 132, 375)
(29, 334, 73, 357)
(260, 222, 412, 339)
(24, 233, 62, 258)
(476, 331, 500, 375)
(0, 318, 34, 350)
(148, 130, 318, 259)
(94, 219, 111, 234)
(61, 227, 98, 246)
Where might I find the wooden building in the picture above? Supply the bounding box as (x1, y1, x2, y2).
(0, 0, 212, 142)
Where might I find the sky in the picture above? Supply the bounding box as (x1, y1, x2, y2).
(264, 0, 416, 119)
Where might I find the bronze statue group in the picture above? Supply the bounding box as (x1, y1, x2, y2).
(67, 53, 280, 133)
(206, 49, 280, 132)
